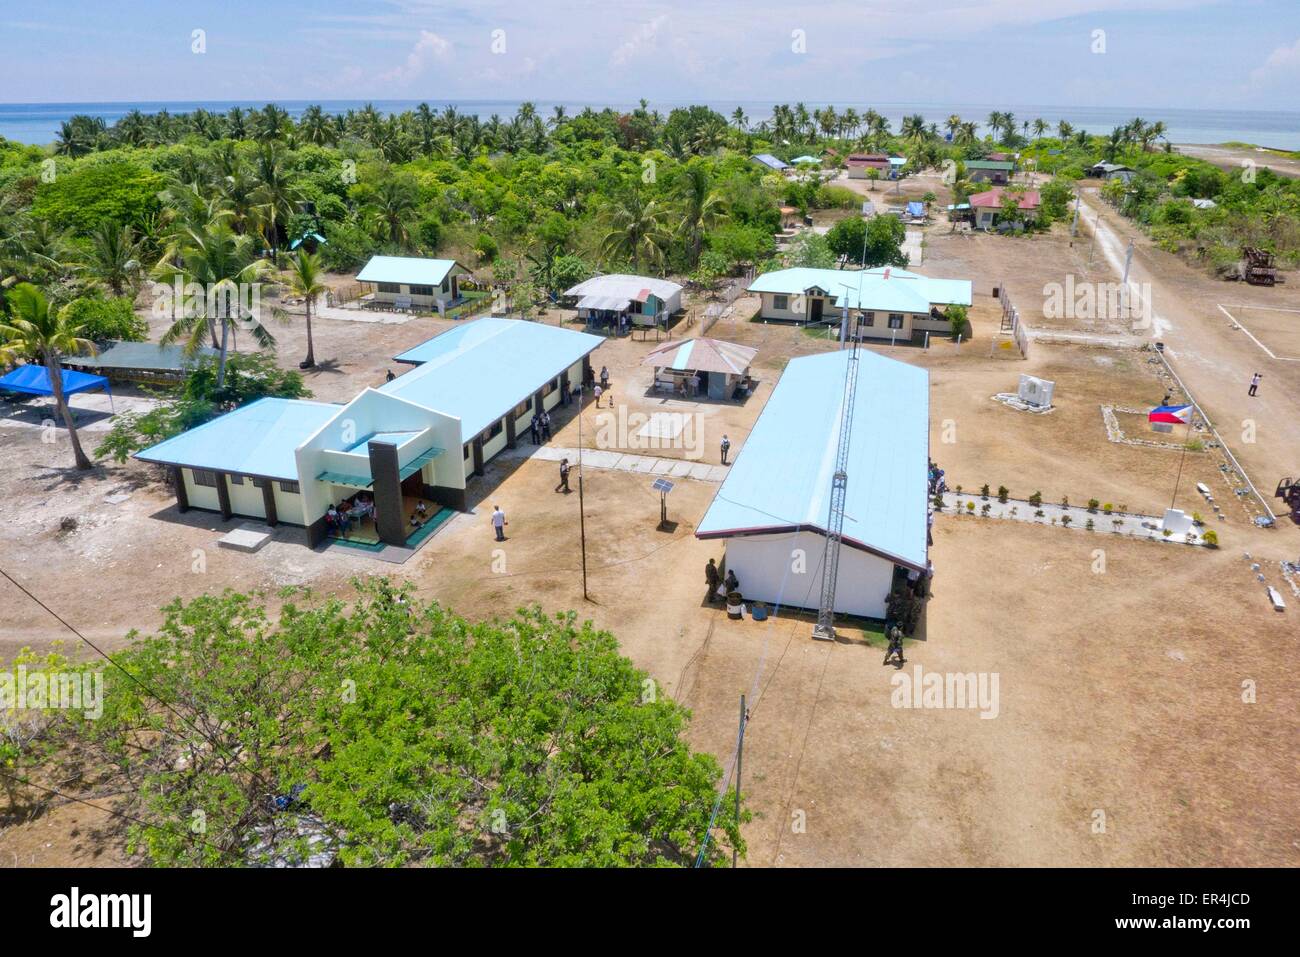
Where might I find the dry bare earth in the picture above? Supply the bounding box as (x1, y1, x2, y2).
(3, 250, 1299, 867)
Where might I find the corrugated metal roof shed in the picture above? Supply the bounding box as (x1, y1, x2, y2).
(136, 398, 340, 479)
(564, 274, 682, 301)
(696, 349, 929, 570)
(65, 340, 217, 372)
(384, 318, 604, 438)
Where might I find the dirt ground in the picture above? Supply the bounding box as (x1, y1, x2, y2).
(3, 224, 1299, 867)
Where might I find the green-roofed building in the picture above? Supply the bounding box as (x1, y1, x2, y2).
(963, 159, 1015, 185)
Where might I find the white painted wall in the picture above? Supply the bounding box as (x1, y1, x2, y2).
(226, 476, 266, 519)
(720, 529, 898, 619)
(182, 469, 220, 512)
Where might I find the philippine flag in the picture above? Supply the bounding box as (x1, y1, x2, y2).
(1149, 404, 1193, 425)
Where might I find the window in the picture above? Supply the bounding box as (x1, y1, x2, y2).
(278, 480, 300, 494)
(514, 400, 531, 419)
(410, 284, 434, 297)
(888, 313, 905, 329)
(192, 469, 218, 488)
(772, 294, 789, 311)
(230, 474, 245, 486)
(463, 443, 471, 460)
(377, 282, 401, 294)
(252, 478, 268, 489)
(862, 311, 875, 326)
(440, 276, 450, 292)
(485, 419, 504, 440)
(541, 379, 556, 398)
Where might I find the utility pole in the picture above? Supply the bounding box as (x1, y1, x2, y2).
(734, 693, 746, 869)
(1070, 186, 1081, 237)
(576, 384, 589, 601)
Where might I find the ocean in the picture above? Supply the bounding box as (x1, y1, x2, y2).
(3, 99, 1298, 151)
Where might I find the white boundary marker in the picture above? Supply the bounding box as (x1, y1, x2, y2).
(1217, 303, 1300, 362)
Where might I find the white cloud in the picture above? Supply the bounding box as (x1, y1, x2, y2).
(379, 30, 451, 85)
(1250, 36, 1300, 87)
(611, 15, 668, 68)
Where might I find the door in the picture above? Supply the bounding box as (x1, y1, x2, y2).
(809, 297, 824, 324)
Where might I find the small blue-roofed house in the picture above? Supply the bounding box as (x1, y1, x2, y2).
(696, 349, 929, 619)
(135, 318, 604, 548)
(356, 255, 473, 312)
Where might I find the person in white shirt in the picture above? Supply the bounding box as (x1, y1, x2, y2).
(491, 505, 507, 541)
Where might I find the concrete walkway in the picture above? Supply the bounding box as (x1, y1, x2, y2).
(499, 442, 729, 483)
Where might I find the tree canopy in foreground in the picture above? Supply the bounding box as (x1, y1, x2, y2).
(25, 580, 742, 867)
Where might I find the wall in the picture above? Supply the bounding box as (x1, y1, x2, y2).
(720, 530, 898, 619)
(758, 292, 816, 322)
(182, 469, 220, 511)
(226, 475, 266, 519)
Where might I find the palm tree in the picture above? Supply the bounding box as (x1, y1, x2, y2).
(986, 111, 1005, 142)
(299, 105, 335, 145)
(157, 226, 273, 389)
(1057, 120, 1075, 141)
(81, 221, 144, 296)
(955, 122, 978, 146)
(600, 188, 670, 274)
(251, 144, 303, 254)
(678, 164, 725, 268)
(0, 284, 97, 470)
(1032, 118, 1048, 145)
(364, 177, 420, 248)
(945, 114, 963, 140)
(730, 106, 748, 131)
(276, 249, 327, 369)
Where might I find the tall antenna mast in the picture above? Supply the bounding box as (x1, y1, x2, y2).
(813, 280, 865, 641)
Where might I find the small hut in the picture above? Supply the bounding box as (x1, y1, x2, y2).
(642, 337, 758, 400)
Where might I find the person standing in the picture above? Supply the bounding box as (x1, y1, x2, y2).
(385, 369, 396, 383)
(556, 458, 571, 493)
(593, 383, 603, 408)
(541, 410, 552, 440)
(491, 505, 507, 541)
(705, 558, 720, 603)
(529, 413, 541, 445)
(720, 434, 731, 465)
(600, 365, 610, 390)
(724, 568, 739, 595)
(1249, 372, 1262, 397)
(884, 626, 905, 667)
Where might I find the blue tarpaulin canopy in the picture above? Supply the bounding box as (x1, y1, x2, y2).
(0, 364, 111, 402)
(907, 201, 926, 218)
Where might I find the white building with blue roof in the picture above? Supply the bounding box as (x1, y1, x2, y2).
(695, 348, 928, 620)
(749, 266, 972, 340)
(356, 255, 473, 311)
(135, 318, 603, 548)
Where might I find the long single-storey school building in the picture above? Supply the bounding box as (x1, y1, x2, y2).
(696, 348, 929, 620)
(747, 266, 972, 340)
(356, 255, 473, 311)
(136, 318, 603, 548)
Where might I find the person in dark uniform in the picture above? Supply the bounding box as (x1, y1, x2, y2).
(529, 413, 541, 444)
(720, 434, 731, 465)
(385, 368, 396, 382)
(705, 558, 720, 603)
(555, 458, 571, 493)
(884, 625, 905, 668)
(724, 569, 739, 594)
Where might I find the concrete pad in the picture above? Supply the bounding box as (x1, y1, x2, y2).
(669, 461, 694, 478)
(103, 492, 132, 505)
(687, 463, 713, 481)
(705, 466, 729, 482)
(651, 459, 675, 475)
(631, 457, 659, 473)
(217, 524, 272, 553)
(613, 455, 643, 472)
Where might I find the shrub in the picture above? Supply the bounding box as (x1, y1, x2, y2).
(1087, 498, 1100, 512)
(1034, 509, 1045, 519)
(1061, 514, 1073, 526)
(62, 295, 148, 343)
(966, 501, 976, 512)
(1202, 529, 1218, 546)
(1103, 503, 1114, 514)
(1028, 490, 1043, 507)
(1060, 495, 1070, 508)
(997, 485, 1009, 503)
(981, 503, 992, 516)
(1085, 518, 1095, 531)
(980, 483, 990, 499)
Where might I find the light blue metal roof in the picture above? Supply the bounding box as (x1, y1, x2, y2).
(749, 267, 971, 308)
(696, 349, 929, 570)
(752, 154, 790, 171)
(135, 398, 340, 479)
(383, 318, 604, 438)
(356, 256, 462, 286)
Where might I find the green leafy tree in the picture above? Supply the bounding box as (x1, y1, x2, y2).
(276, 248, 328, 368)
(41, 582, 743, 867)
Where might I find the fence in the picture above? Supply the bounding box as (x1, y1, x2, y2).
(989, 284, 1029, 359)
(699, 271, 753, 336)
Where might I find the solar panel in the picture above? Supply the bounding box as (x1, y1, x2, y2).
(651, 478, 674, 495)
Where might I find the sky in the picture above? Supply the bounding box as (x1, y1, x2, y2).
(1, 0, 1298, 111)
